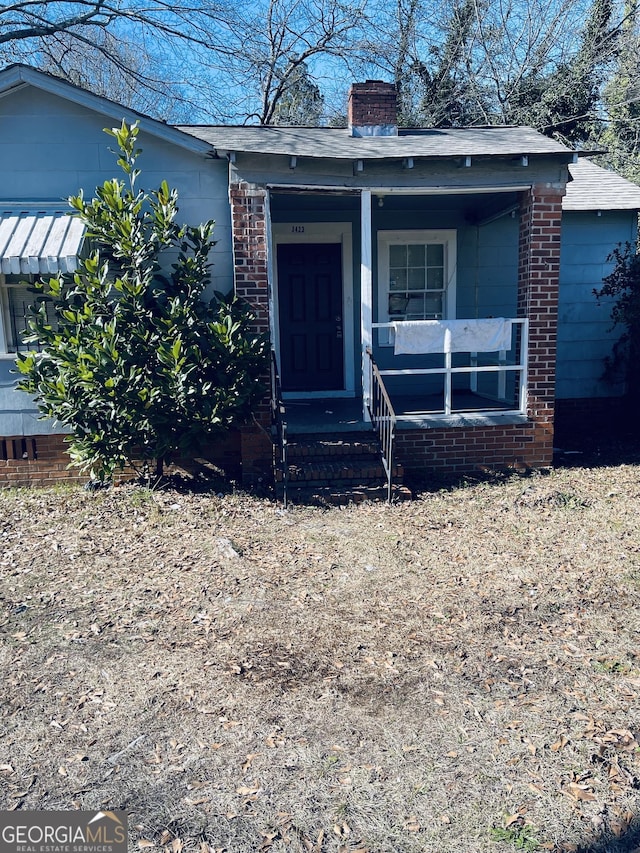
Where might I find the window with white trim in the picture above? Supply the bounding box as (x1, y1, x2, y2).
(377, 230, 457, 338)
(0, 275, 57, 354)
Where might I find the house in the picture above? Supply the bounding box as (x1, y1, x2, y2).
(1, 68, 639, 492)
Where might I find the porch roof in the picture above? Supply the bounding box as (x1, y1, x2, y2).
(0, 207, 85, 275)
(564, 158, 640, 211)
(178, 124, 574, 161)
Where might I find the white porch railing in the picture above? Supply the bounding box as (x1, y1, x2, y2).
(366, 318, 529, 419)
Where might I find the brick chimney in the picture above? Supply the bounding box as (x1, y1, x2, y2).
(348, 81, 398, 137)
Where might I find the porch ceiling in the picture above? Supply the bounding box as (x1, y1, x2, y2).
(269, 187, 520, 224)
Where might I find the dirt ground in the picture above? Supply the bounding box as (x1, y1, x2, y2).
(1, 459, 640, 853)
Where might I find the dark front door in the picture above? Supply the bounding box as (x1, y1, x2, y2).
(277, 242, 344, 392)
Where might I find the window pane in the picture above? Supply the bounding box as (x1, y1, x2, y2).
(406, 295, 425, 317)
(408, 267, 425, 290)
(407, 244, 425, 266)
(427, 267, 444, 290)
(388, 294, 409, 315)
(6, 283, 56, 352)
(427, 244, 444, 265)
(8, 287, 35, 351)
(389, 245, 406, 266)
(389, 268, 407, 289)
(425, 294, 443, 317)
(382, 235, 452, 325)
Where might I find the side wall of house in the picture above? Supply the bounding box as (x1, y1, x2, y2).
(0, 85, 231, 448)
(556, 210, 636, 400)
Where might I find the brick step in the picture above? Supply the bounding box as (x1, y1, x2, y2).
(274, 429, 407, 504)
(288, 460, 383, 481)
(276, 459, 403, 483)
(279, 482, 413, 506)
(286, 436, 381, 460)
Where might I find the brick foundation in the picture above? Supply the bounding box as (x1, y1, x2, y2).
(0, 434, 85, 487)
(0, 431, 244, 489)
(239, 423, 273, 486)
(396, 420, 549, 477)
(554, 396, 630, 444)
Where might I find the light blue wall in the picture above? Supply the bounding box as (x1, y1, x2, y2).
(458, 215, 519, 318)
(0, 84, 231, 436)
(1, 86, 232, 290)
(557, 211, 637, 399)
(0, 361, 63, 434)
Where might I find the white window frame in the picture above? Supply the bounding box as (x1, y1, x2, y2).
(0, 274, 12, 357)
(377, 229, 457, 345)
(0, 274, 54, 357)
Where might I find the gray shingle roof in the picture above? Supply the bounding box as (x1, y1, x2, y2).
(564, 158, 640, 210)
(177, 124, 572, 160)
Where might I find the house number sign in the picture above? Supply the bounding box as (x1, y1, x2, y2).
(291, 225, 305, 233)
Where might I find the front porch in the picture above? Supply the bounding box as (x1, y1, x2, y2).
(229, 146, 567, 487)
(272, 315, 532, 502)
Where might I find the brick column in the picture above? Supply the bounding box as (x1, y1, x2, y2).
(518, 184, 564, 465)
(230, 181, 270, 334)
(229, 181, 273, 485)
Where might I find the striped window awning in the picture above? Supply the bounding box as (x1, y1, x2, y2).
(0, 209, 85, 275)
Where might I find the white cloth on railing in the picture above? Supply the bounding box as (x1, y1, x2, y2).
(392, 318, 512, 355)
(391, 320, 446, 354)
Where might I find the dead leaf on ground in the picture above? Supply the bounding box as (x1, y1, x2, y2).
(236, 784, 261, 797)
(564, 782, 597, 802)
(242, 752, 261, 771)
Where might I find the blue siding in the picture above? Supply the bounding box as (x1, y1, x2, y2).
(457, 216, 518, 318)
(0, 85, 232, 437)
(557, 211, 637, 399)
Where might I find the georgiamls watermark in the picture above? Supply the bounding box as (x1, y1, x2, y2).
(0, 810, 127, 853)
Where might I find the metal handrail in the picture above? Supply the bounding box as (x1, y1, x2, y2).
(365, 346, 396, 503)
(270, 349, 288, 508)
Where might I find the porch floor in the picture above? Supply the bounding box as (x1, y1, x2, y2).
(282, 392, 519, 434)
(283, 397, 369, 434)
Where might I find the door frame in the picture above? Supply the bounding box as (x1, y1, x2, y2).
(271, 222, 354, 398)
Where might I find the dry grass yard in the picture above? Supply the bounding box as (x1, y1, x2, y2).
(1, 460, 640, 853)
